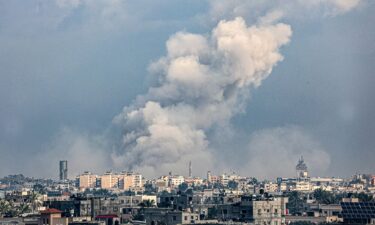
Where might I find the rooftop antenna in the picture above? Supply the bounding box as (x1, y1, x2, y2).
(189, 161, 192, 178)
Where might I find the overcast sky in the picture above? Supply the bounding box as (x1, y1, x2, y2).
(0, 0, 374, 179)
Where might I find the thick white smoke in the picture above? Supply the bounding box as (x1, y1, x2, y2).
(112, 17, 292, 176)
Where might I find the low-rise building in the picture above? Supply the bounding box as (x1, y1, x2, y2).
(143, 208, 200, 225)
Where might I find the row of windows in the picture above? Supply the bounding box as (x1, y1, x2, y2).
(171, 215, 198, 221)
(257, 209, 278, 215)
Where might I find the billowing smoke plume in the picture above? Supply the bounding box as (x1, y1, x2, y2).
(112, 17, 292, 175)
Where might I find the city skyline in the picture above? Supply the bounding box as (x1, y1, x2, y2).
(6, 157, 362, 181)
(0, 1, 374, 179)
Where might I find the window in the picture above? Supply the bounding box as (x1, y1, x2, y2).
(184, 216, 188, 221)
(173, 216, 177, 221)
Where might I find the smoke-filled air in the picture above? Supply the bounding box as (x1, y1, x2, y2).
(1, 0, 372, 179)
(111, 17, 292, 176)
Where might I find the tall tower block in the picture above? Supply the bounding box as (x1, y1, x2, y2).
(59, 160, 68, 180)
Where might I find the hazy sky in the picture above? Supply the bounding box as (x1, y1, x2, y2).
(0, 0, 374, 179)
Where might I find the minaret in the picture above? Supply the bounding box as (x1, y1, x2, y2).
(207, 171, 212, 183)
(296, 156, 308, 180)
(189, 161, 192, 177)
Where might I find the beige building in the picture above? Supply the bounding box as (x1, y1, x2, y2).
(119, 172, 143, 190)
(143, 208, 200, 225)
(216, 196, 288, 225)
(264, 183, 279, 193)
(78, 171, 97, 189)
(39, 208, 68, 225)
(118, 195, 157, 207)
(168, 175, 184, 187)
(100, 171, 120, 189)
(251, 197, 288, 225)
(292, 181, 312, 192)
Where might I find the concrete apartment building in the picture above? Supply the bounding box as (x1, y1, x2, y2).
(119, 172, 143, 191)
(143, 208, 200, 225)
(168, 175, 184, 187)
(118, 195, 157, 207)
(215, 196, 288, 225)
(78, 172, 97, 189)
(75, 171, 143, 191)
(100, 172, 120, 189)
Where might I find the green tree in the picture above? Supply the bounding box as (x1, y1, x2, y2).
(16, 203, 31, 216)
(5, 201, 18, 217)
(178, 182, 189, 192)
(33, 184, 46, 194)
(249, 178, 258, 185)
(143, 183, 156, 194)
(0, 200, 11, 218)
(287, 191, 305, 215)
(28, 191, 42, 213)
(139, 199, 155, 208)
(228, 180, 238, 190)
(352, 192, 373, 202)
(313, 189, 336, 204)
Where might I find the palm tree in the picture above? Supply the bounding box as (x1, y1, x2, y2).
(28, 191, 42, 213)
(0, 200, 11, 218)
(6, 201, 18, 217)
(17, 203, 31, 216)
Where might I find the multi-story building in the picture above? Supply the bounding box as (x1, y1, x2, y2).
(264, 183, 279, 193)
(293, 181, 312, 192)
(219, 173, 240, 187)
(119, 172, 143, 191)
(251, 197, 286, 225)
(59, 161, 68, 181)
(168, 175, 184, 187)
(219, 174, 230, 186)
(78, 172, 97, 189)
(143, 208, 200, 225)
(100, 172, 120, 189)
(118, 195, 157, 207)
(154, 177, 169, 192)
(215, 195, 288, 224)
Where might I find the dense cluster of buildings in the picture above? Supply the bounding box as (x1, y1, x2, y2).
(1, 158, 375, 225)
(77, 171, 143, 192)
